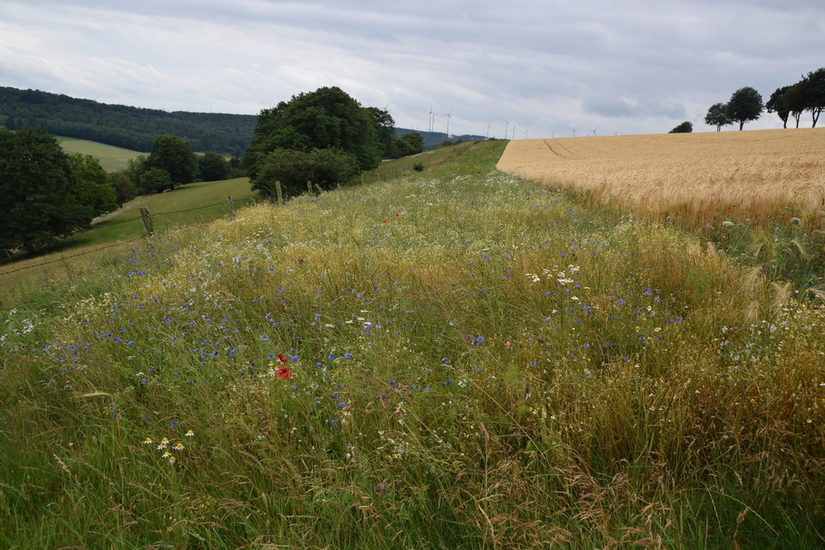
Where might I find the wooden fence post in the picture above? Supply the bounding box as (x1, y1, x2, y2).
(275, 181, 284, 205)
(307, 180, 313, 194)
(225, 195, 235, 217)
(315, 184, 323, 195)
(140, 207, 154, 236)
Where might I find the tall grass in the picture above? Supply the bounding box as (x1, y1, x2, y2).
(1, 141, 823, 548)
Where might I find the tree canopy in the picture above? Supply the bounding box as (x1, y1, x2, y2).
(198, 152, 231, 182)
(147, 134, 198, 188)
(0, 128, 93, 252)
(668, 121, 693, 133)
(243, 87, 382, 182)
(727, 87, 764, 131)
(704, 103, 733, 132)
(67, 153, 118, 216)
(800, 68, 825, 127)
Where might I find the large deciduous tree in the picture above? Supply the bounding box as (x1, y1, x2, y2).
(727, 87, 764, 131)
(243, 86, 383, 183)
(67, 153, 118, 216)
(198, 152, 231, 181)
(704, 103, 732, 132)
(0, 128, 92, 252)
(800, 67, 825, 127)
(148, 134, 198, 188)
(766, 86, 792, 128)
(365, 107, 397, 158)
(109, 171, 137, 206)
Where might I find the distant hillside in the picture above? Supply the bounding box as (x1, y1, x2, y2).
(395, 127, 487, 150)
(0, 87, 257, 156)
(0, 86, 488, 157)
(56, 137, 142, 172)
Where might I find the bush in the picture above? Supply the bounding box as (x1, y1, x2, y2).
(413, 162, 424, 172)
(198, 152, 231, 182)
(669, 121, 693, 133)
(139, 167, 173, 195)
(252, 148, 359, 199)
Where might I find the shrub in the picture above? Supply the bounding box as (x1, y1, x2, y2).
(139, 167, 173, 194)
(669, 121, 693, 133)
(253, 148, 359, 199)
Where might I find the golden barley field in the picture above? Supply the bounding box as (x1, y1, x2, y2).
(497, 128, 825, 227)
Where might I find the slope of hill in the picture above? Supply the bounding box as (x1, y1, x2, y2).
(56, 137, 143, 172)
(0, 87, 256, 155)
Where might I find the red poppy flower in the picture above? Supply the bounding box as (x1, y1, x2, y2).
(382, 219, 389, 223)
(278, 354, 288, 363)
(277, 366, 292, 380)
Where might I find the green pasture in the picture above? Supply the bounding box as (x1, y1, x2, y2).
(56, 136, 144, 172)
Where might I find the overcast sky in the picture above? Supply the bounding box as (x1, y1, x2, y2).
(1, 0, 823, 138)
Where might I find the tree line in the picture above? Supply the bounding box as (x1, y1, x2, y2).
(0, 87, 257, 156)
(704, 67, 825, 131)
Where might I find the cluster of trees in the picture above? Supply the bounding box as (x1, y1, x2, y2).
(0, 87, 257, 155)
(1, 128, 120, 253)
(705, 87, 765, 131)
(125, 135, 238, 194)
(0, 128, 238, 255)
(766, 68, 825, 128)
(705, 68, 825, 131)
(243, 87, 423, 199)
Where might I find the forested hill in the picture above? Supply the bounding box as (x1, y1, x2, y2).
(0, 87, 257, 156)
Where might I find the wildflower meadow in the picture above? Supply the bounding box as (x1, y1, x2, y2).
(1, 141, 823, 548)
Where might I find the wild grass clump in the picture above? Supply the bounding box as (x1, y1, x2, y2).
(1, 141, 823, 548)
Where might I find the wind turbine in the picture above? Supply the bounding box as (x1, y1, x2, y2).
(486, 124, 491, 139)
(444, 111, 452, 138)
(504, 120, 510, 140)
(591, 125, 599, 136)
(570, 127, 577, 137)
(426, 104, 436, 132)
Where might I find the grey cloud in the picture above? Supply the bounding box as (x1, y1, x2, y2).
(2, 0, 824, 137)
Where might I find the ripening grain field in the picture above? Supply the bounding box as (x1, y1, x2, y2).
(1, 141, 824, 549)
(497, 129, 825, 228)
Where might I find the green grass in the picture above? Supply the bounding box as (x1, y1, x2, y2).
(57, 136, 144, 172)
(65, 177, 257, 246)
(0, 178, 257, 306)
(1, 141, 823, 548)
